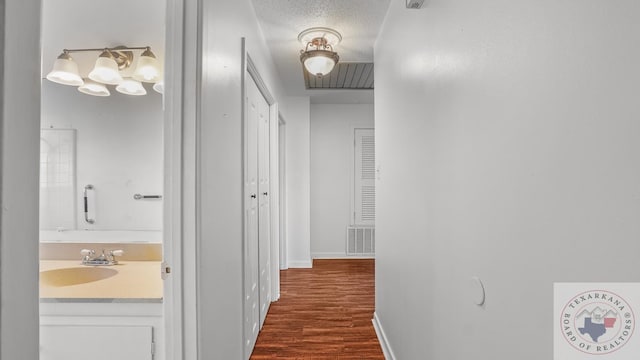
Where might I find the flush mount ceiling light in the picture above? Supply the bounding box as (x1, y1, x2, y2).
(46, 45, 163, 97)
(298, 27, 341, 77)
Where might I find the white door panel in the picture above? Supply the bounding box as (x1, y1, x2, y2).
(244, 69, 273, 357)
(40, 325, 153, 360)
(257, 89, 271, 327)
(244, 74, 260, 355)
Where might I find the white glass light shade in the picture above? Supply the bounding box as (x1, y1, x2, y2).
(153, 81, 164, 94)
(46, 54, 84, 86)
(89, 56, 123, 85)
(116, 79, 147, 96)
(303, 56, 336, 77)
(133, 54, 161, 82)
(78, 80, 110, 97)
(303, 53, 337, 77)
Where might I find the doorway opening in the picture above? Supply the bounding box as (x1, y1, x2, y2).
(37, 1, 185, 359)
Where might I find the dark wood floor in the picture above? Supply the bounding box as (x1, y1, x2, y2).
(250, 259, 384, 359)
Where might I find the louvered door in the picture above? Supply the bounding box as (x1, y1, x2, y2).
(354, 129, 375, 225)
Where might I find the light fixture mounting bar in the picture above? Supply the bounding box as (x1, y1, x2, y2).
(61, 46, 151, 53)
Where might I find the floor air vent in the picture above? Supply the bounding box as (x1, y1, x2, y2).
(346, 226, 375, 256)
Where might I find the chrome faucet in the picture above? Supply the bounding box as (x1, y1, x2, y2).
(81, 249, 123, 266)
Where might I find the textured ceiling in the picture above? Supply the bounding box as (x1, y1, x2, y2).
(252, 0, 390, 102)
(41, 0, 165, 80)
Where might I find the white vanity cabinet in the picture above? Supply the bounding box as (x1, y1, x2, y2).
(41, 325, 153, 360)
(40, 302, 163, 360)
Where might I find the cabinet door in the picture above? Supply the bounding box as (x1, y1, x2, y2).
(40, 325, 153, 360)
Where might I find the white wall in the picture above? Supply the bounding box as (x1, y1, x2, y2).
(41, 82, 164, 233)
(282, 96, 311, 268)
(374, 1, 640, 359)
(310, 103, 374, 258)
(197, 1, 285, 358)
(0, 0, 41, 359)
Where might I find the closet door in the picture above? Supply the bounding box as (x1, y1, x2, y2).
(257, 90, 271, 327)
(354, 128, 375, 225)
(243, 73, 260, 355)
(244, 70, 273, 357)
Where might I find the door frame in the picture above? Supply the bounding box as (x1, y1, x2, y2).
(278, 115, 288, 271)
(0, 1, 42, 359)
(163, 0, 194, 358)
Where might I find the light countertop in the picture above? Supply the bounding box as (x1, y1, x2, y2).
(40, 260, 163, 301)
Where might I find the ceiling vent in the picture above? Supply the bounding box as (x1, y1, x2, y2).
(303, 62, 373, 90)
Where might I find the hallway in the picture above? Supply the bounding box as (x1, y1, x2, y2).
(250, 260, 384, 359)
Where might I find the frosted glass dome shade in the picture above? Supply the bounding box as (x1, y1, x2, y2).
(116, 79, 147, 96)
(300, 49, 339, 77)
(78, 80, 110, 97)
(46, 53, 83, 86)
(153, 80, 164, 94)
(89, 53, 123, 85)
(132, 49, 161, 83)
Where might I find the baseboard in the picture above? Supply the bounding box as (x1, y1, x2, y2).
(287, 260, 312, 268)
(312, 252, 375, 259)
(372, 312, 396, 360)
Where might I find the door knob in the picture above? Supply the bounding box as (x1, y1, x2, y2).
(263, 192, 268, 196)
(251, 194, 257, 199)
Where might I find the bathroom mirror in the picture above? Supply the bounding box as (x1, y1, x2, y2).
(39, 84, 163, 243)
(39, 0, 165, 244)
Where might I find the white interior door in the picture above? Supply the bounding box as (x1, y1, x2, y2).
(257, 88, 271, 327)
(244, 73, 261, 355)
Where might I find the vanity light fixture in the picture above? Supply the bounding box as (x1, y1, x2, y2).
(152, 80, 164, 94)
(46, 51, 84, 86)
(132, 48, 161, 82)
(78, 79, 110, 97)
(46, 45, 162, 97)
(88, 49, 126, 85)
(116, 78, 147, 96)
(298, 27, 341, 77)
